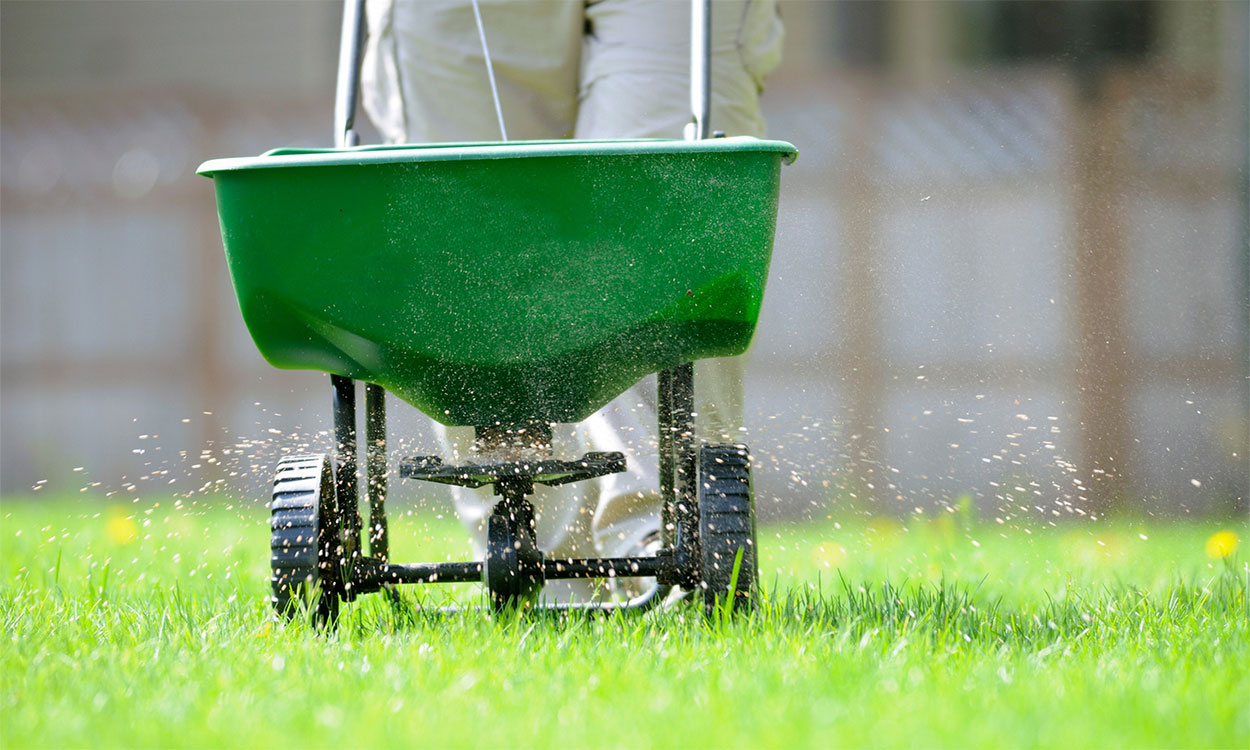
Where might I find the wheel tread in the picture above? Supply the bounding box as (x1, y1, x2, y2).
(268, 453, 342, 625)
(697, 444, 758, 617)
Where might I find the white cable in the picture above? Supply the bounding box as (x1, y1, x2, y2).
(471, 0, 508, 141)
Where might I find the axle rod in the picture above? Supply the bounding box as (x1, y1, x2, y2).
(380, 561, 483, 584)
(543, 556, 664, 579)
(367, 555, 667, 589)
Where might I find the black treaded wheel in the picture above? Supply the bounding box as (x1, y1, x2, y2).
(270, 454, 345, 625)
(697, 444, 757, 618)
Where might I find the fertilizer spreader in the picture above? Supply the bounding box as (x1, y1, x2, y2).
(198, 0, 795, 621)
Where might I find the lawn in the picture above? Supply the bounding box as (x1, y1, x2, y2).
(1, 496, 1246, 748)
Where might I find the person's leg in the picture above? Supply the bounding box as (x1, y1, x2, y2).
(577, 0, 782, 139)
(362, 0, 583, 142)
(576, 0, 784, 560)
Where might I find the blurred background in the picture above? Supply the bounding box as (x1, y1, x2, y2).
(1, 0, 1246, 521)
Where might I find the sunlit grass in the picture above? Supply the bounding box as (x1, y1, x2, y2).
(2, 497, 1246, 748)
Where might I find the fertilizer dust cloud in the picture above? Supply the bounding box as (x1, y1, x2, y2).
(12, 382, 1129, 562)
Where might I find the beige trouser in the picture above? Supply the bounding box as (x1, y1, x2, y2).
(361, 0, 782, 600)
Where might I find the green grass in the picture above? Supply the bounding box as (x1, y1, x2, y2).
(1, 497, 1246, 748)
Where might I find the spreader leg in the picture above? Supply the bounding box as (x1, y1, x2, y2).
(658, 369, 675, 547)
(365, 383, 389, 561)
(659, 362, 699, 588)
(331, 375, 363, 563)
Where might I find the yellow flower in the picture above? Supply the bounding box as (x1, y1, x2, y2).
(105, 508, 138, 545)
(1205, 530, 1240, 559)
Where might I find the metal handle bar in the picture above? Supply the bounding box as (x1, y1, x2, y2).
(339, 0, 710, 145)
(686, 0, 712, 141)
(335, 0, 366, 148)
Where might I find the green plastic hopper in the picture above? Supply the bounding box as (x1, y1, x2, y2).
(198, 137, 796, 427)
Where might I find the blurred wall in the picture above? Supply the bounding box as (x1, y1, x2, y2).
(1, 1, 1246, 519)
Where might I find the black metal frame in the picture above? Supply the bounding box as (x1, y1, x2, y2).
(399, 452, 627, 489)
(326, 364, 701, 612)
